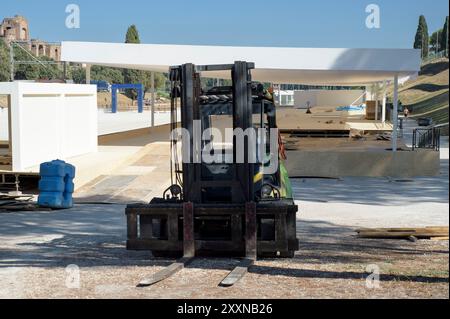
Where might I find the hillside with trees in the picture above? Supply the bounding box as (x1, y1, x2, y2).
(390, 58, 449, 135)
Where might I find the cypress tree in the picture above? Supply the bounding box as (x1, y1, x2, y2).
(414, 15, 429, 58)
(441, 16, 449, 55)
(125, 25, 140, 44)
(123, 25, 143, 99)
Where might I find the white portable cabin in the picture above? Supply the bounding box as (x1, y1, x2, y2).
(0, 82, 97, 172)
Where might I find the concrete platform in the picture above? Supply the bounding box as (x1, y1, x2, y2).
(98, 109, 179, 136)
(285, 148, 440, 178)
(0, 152, 447, 298)
(1, 123, 173, 192)
(283, 134, 440, 178)
(277, 107, 393, 132)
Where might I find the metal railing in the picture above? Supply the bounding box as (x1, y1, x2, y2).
(397, 118, 404, 138)
(412, 127, 441, 151)
(421, 50, 448, 65)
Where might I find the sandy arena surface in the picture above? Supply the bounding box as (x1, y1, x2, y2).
(1, 163, 448, 298)
(0, 126, 448, 299)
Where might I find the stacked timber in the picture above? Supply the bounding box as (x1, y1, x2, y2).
(356, 227, 449, 240)
(365, 101, 377, 120)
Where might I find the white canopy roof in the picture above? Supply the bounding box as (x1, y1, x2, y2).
(61, 41, 421, 86)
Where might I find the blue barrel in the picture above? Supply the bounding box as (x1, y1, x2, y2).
(38, 160, 76, 209)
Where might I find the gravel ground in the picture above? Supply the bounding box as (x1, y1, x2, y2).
(0, 147, 448, 299)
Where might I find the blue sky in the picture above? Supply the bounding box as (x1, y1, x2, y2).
(2, 0, 449, 48)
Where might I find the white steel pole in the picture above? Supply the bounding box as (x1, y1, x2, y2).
(151, 71, 155, 127)
(382, 81, 387, 124)
(9, 42, 14, 82)
(85, 64, 91, 84)
(392, 75, 399, 152)
(375, 83, 379, 121)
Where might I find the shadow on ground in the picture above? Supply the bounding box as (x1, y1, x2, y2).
(0, 204, 447, 284)
(408, 83, 449, 92)
(419, 61, 449, 76)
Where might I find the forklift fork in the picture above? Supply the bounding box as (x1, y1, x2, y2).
(137, 201, 258, 288)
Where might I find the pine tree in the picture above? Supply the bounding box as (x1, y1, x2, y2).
(123, 25, 143, 99)
(414, 15, 429, 58)
(125, 25, 140, 44)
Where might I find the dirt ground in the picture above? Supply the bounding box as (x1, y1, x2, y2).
(0, 130, 448, 299)
(0, 95, 7, 108)
(0, 213, 447, 299)
(1, 167, 448, 298)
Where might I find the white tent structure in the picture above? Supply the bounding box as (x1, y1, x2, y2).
(61, 42, 422, 151)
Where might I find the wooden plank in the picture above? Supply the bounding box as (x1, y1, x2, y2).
(139, 215, 153, 239)
(219, 258, 254, 287)
(183, 202, 195, 258)
(231, 213, 242, 242)
(126, 213, 137, 240)
(168, 213, 179, 242)
(356, 227, 449, 233)
(275, 213, 288, 252)
(137, 257, 193, 287)
(357, 231, 449, 239)
(196, 240, 244, 251)
(356, 227, 449, 239)
(126, 238, 182, 251)
(431, 237, 449, 241)
(245, 202, 257, 260)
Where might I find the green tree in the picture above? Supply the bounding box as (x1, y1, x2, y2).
(123, 25, 144, 99)
(0, 40, 10, 81)
(125, 25, 140, 44)
(142, 71, 167, 93)
(430, 29, 443, 52)
(414, 15, 429, 58)
(12, 45, 60, 80)
(70, 66, 86, 84)
(0, 40, 61, 81)
(92, 66, 124, 84)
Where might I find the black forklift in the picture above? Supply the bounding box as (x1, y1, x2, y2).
(126, 61, 298, 287)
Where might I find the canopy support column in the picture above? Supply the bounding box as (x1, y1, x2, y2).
(85, 64, 91, 84)
(392, 75, 399, 152)
(381, 81, 387, 124)
(375, 84, 379, 121)
(151, 71, 155, 127)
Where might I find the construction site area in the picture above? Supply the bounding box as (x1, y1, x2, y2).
(0, 7, 449, 300)
(0, 129, 448, 298)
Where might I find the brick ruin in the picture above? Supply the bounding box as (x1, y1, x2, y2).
(0, 15, 61, 61)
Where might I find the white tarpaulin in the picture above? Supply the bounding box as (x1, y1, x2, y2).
(61, 42, 421, 86)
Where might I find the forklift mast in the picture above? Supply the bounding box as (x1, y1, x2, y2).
(171, 62, 256, 203)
